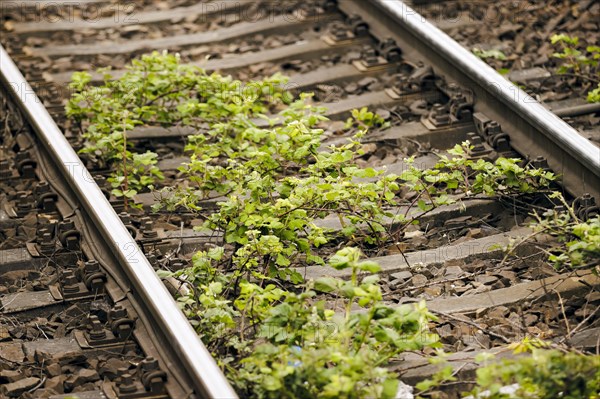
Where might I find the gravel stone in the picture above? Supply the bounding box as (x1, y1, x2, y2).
(391, 270, 413, 282)
(2, 376, 41, 397)
(357, 77, 377, 88)
(31, 387, 60, 398)
(524, 314, 538, 326)
(444, 265, 463, 277)
(411, 274, 428, 286)
(461, 259, 491, 273)
(344, 82, 359, 94)
(495, 270, 517, 284)
(475, 275, 499, 285)
(71, 382, 99, 392)
(473, 331, 491, 349)
(0, 369, 23, 383)
(45, 362, 62, 378)
(424, 286, 442, 297)
(436, 324, 456, 344)
(75, 368, 100, 385)
(0, 342, 25, 363)
(44, 376, 65, 394)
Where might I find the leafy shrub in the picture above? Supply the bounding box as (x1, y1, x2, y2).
(176, 247, 439, 398)
(467, 349, 600, 399)
(67, 51, 289, 205)
(550, 34, 600, 103)
(69, 52, 564, 398)
(531, 193, 600, 270)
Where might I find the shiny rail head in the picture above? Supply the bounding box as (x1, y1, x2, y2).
(368, 0, 599, 179)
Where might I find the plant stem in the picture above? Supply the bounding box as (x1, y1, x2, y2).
(355, 309, 375, 354)
(122, 122, 129, 211)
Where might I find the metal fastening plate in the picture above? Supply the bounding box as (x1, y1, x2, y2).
(48, 285, 63, 301)
(25, 242, 41, 257)
(136, 227, 166, 245)
(384, 88, 402, 100)
(74, 329, 110, 348)
(321, 32, 357, 46)
(473, 112, 493, 136)
(421, 115, 472, 132)
(352, 57, 389, 72)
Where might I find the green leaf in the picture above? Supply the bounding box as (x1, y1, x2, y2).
(288, 270, 304, 284)
(314, 277, 338, 293)
(417, 199, 431, 212)
(262, 375, 281, 391)
(123, 189, 137, 198)
(207, 246, 224, 261)
(276, 253, 291, 267)
(356, 260, 381, 273)
(381, 378, 399, 399)
(361, 275, 380, 285)
(329, 254, 350, 270)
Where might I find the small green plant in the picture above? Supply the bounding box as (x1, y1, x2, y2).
(415, 338, 600, 399)
(174, 247, 439, 398)
(400, 142, 555, 212)
(173, 139, 554, 397)
(66, 51, 290, 207)
(473, 48, 507, 61)
(345, 107, 390, 130)
(587, 84, 600, 103)
(472, 48, 510, 75)
(550, 34, 600, 103)
(465, 347, 600, 399)
(531, 193, 600, 270)
(108, 145, 163, 201)
(551, 34, 599, 74)
(70, 53, 567, 398)
(67, 73, 164, 208)
(196, 128, 405, 283)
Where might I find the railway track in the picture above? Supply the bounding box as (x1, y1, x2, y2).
(1, 1, 599, 398)
(0, 44, 234, 398)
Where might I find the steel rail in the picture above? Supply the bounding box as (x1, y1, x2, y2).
(0, 44, 237, 399)
(344, 0, 600, 199)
